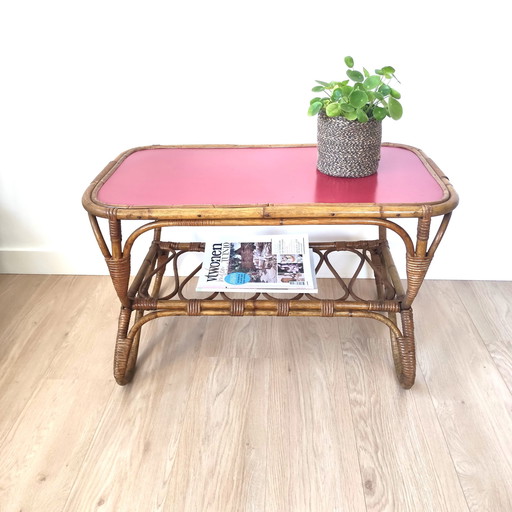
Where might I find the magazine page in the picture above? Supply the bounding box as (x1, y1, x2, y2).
(196, 234, 317, 293)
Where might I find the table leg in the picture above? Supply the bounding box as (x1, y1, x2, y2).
(113, 307, 138, 385)
(88, 214, 150, 384)
(376, 226, 416, 388)
(387, 209, 452, 388)
(390, 308, 416, 389)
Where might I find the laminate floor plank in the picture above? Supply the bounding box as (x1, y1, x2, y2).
(415, 280, 512, 512)
(62, 315, 205, 512)
(164, 355, 269, 512)
(199, 315, 275, 359)
(265, 315, 367, 512)
(454, 280, 512, 391)
(339, 280, 469, 512)
(0, 377, 113, 512)
(0, 276, 116, 444)
(0, 276, 117, 511)
(0, 275, 50, 336)
(0, 274, 53, 366)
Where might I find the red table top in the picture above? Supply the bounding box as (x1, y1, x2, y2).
(96, 145, 446, 207)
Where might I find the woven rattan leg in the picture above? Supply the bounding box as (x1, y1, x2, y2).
(126, 310, 143, 378)
(113, 307, 142, 385)
(390, 308, 416, 389)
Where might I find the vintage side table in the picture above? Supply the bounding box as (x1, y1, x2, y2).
(82, 144, 458, 388)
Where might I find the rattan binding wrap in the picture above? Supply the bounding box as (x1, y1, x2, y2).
(317, 111, 382, 178)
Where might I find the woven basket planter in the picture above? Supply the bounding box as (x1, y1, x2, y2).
(317, 111, 382, 178)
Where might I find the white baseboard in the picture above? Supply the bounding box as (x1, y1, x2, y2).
(0, 249, 107, 275)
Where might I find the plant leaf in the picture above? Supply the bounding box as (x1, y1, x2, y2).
(349, 89, 368, 108)
(332, 88, 343, 101)
(340, 85, 352, 98)
(357, 109, 369, 123)
(347, 70, 364, 82)
(308, 101, 323, 116)
(344, 56, 354, 68)
(388, 97, 403, 120)
(381, 66, 396, 75)
(326, 103, 342, 117)
(312, 85, 325, 92)
(340, 103, 355, 112)
(372, 106, 388, 120)
(390, 88, 401, 99)
(378, 84, 391, 96)
(343, 110, 358, 121)
(310, 97, 323, 105)
(315, 80, 330, 87)
(363, 75, 381, 90)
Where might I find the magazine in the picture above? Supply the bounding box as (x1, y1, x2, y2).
(196, 234, 318, 293)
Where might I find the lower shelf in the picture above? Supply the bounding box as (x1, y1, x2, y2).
(112, 238, 416, 389)
(130, 239, 402, 309)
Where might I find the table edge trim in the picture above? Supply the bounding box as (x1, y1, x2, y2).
(82, 143, 458, 220)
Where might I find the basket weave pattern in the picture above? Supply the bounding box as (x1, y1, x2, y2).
(317, 111, 382, 178)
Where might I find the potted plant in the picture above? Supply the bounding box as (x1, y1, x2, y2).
(308, 56, 403, 178)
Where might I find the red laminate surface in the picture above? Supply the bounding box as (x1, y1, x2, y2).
(97, 146, 444, 207)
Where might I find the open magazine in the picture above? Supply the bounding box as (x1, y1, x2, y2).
(196, 234, 318, 293)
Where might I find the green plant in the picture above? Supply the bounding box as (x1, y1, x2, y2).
(308, 56, 403, 123)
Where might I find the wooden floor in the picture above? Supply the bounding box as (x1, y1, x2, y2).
(1, 276, 512, 511)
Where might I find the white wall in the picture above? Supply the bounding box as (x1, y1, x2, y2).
(1, 0, 510, 280)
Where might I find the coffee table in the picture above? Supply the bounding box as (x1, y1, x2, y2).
(82, 143, 458, 388)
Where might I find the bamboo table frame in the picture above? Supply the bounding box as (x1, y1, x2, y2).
(82, 143, 458, 388)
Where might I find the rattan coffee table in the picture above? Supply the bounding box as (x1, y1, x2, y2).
(82, 143, 458, 388)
